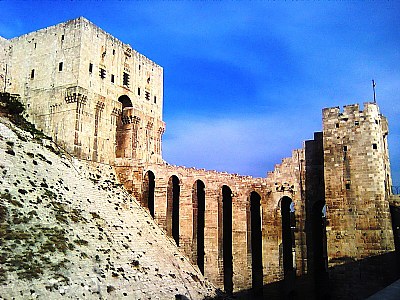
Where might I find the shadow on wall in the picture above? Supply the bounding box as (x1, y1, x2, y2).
(207, 251, 400, 300)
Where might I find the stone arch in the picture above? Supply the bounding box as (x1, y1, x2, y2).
(142, 170, 155, 218)
(248, 191, 263, 294)
(311, 201, 329, 297)
(167, 175, 180, 246)
(280, 196, 295, 276)
(118, 95, 132, 109)
(192, 179, 206, 275)
(219, 185, 233, 294)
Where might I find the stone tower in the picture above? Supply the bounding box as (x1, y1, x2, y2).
(4, 17, 165, 165)
(322, 103, 396, 298)
(1, 18, 398, 298)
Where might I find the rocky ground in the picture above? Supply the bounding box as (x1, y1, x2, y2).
(0, 116, 216, 300)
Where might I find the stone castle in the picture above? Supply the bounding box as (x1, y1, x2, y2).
(1, 17, 398, 298)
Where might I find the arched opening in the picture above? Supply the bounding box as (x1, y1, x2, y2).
(312, 201, 329, 298)
(192, 180, 205, 275)
(118, 95, 132, 109)
(250, 191, 263, 293)
(222, 185, 233, 294)
(167, 175, 180, 246)
(142, 171, 155, 218)
(281, 196, 295, 276)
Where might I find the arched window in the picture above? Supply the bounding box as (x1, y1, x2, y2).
(311, 201, 328, 280)
(250, 191, 263, 293)
(142, 171, 155, 217)
(192, 180, 205, 274)
(281, 196, 295, 276)
(221, 185, 233, 294)
(118, 95, 132, 109)
(167, 175, 180, 246)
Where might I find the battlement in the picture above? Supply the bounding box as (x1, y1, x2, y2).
(323, 102, 381, 121)
(322, 102, 385, 134)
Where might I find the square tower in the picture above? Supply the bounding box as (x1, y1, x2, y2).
(5, 17, 165, 165)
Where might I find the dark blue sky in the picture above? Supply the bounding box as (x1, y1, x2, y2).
(1, 1, 399, 185)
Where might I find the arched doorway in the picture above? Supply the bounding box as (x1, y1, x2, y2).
(118, 95, 132, 108)
(142, 171, 155, 218)
(222, 185, 233, 294)
(192, 180, 205, 275)
(250, 191, 263, 293)
(281, 196, 295, 276)
(312, 201, 329, 298)
(167, 175, 180, 246)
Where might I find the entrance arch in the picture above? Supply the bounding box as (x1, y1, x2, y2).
(312, 201, 329, 298)
(118, 95, 132, 108)
(281, 196, 295, 276)
(167, 175, 180, 246)
(142, 171, 155, 218)
(221, 185, 233, 294)
(192, 180, 205, 275)
(250, 191, 263, 293)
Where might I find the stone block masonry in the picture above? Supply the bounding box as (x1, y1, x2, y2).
(5, 17, 163, 165)
(0, 17, 398, 299)
(0, 36, 9, 93)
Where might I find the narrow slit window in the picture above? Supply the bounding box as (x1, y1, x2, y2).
(343, 145, 347, 152)
(59, 62, 63, 71)
(373, 143, 377, 150)
(111, 74, 115, 83)
(99, 68, 106, 79)
(30, 69, 35, 79)
(138, 87, 141, 96)
(154, 96, 157, 104)
(123, 72, 129, 87)
(335, 123, 339, 128)
(61, 35, 64, 41)
(89, 63, 93, 73)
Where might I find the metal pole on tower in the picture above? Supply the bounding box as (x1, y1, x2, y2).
(372, 79, 376, 103)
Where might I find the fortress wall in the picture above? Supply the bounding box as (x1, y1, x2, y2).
(116, 106, 165, 165)
(7, 19, 85, 156)
(114, 145, 309, 293)
(78, 17, 163, 120)
(0, 36, 9, 93)
(5, 18, 164, 165)
(323, 102, 394, 262)
(323, 102, 396, 298)
(2, 17, 398, 298)
(264, 149, 308, 285)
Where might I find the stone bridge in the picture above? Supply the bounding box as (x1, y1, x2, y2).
(115, 148, 308, 294)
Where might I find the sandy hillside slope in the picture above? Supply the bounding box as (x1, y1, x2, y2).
(0, 116, 216, 300)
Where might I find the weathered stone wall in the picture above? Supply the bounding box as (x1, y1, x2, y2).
(114, 147, 309, 294)
(116, 106, 165, 165)
(5, 17, 164, 165)
(2, 17, 398, 299)
(323, 103, 396, 298)
(0, 36, 10, 93)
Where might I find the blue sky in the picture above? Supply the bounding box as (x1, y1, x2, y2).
(1, 1, 399, 185)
